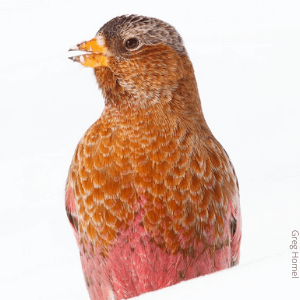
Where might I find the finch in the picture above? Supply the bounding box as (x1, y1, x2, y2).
(66, 15, 241, 300)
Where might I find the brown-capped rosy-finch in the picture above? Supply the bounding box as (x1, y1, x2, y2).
(66, 15, 241, 300)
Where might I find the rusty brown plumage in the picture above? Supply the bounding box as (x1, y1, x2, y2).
(66, 14, 241, 300)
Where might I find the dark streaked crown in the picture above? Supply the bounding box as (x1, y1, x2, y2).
(97, 15, 186, 54)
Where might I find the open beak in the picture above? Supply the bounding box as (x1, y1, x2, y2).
(68, 37, 108, 68)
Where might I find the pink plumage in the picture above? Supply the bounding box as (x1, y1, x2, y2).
(66, 15, 241, 300)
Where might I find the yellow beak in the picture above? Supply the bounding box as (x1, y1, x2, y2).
(68, 38, 108, 68)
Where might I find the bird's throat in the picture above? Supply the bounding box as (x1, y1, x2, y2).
(94, 55, 210, 135)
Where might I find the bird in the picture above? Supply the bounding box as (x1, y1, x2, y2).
(66, 15, 241, 300)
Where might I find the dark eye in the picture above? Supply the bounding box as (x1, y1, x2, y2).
(125, 38, 139, 49)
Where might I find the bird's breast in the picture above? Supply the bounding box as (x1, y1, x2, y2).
(69, 105, 237, 257)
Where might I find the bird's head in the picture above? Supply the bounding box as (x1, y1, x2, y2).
(69, 15, 199, 109)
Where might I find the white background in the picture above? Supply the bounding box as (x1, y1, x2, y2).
(0, 0, 299, 299)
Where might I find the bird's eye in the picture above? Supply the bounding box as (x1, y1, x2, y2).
(125, 38, 139, 49)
